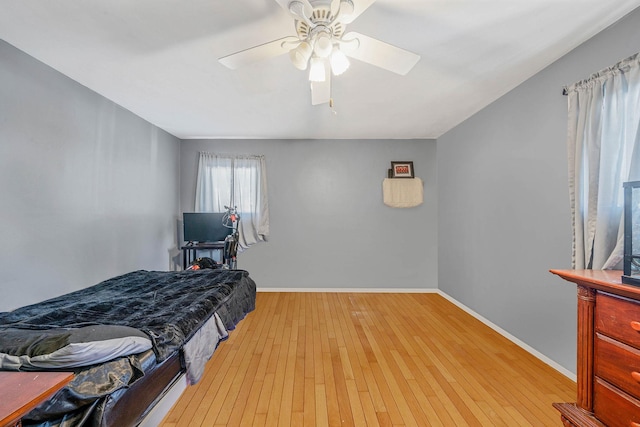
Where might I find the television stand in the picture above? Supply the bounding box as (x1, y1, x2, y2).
(181, 242, 225, 270)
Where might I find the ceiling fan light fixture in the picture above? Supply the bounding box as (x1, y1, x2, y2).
(289, 41, 312, 70)
(330, 48, 349, 75)
(313, 33, 333, 58)
(309, 57, 326, 82)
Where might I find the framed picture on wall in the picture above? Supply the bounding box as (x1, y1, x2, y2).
(390, 161, 414, 178)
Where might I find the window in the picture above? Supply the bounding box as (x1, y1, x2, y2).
(195, 153, 269, 250)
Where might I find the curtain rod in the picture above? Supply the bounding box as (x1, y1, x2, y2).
(561, 52, 640, 97)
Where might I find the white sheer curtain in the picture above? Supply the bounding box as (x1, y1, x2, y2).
(565, 52, 640, 269)
(195, 152, 269, 250)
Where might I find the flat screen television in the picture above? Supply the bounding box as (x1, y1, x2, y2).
(183, 212, 230, 243)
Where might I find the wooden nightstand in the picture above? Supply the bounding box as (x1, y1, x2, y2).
(0, 371, 73, 427)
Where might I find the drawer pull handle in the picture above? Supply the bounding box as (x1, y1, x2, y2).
(631, 321, 640, 331)
(633, 372, 640, 382)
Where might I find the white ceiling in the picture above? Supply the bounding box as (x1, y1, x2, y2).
(0, 0, 638, 139)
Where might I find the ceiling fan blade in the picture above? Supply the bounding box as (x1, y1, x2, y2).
(341, 31, 420, 75)
(311, 71, 331, 105)
(219, 36, 300, 70)
(347, 0, 376, 23)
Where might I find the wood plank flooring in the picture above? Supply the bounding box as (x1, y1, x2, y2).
(160, 292, 575, 426)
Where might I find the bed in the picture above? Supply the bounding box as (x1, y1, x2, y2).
(0, 268, 256, 427)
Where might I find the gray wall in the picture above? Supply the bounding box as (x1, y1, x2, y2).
(437, 8, 640, 373)
(180, 139, 438, 290)
(0, 40, 181, 312)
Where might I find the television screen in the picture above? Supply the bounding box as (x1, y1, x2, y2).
(183, 212, 230, 243)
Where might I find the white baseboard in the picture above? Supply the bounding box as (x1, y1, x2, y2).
(256, 286, 577, 382)
(257, 287, 439, 293)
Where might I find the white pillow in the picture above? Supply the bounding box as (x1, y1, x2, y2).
(0, 325, 152, 370)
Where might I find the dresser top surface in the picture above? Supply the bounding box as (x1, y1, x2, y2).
(0, 371, 73, 426)
(551, 269, 640, 300)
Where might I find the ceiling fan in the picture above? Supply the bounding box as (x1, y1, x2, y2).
(218, 0, 420, 105)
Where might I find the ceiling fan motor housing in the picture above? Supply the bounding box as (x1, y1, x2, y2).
(294, 1, 345, 41)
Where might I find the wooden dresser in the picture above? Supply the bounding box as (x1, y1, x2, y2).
(551, 269, 640, 427)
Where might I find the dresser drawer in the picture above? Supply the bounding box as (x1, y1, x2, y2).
(595, 333, 640, 400)
(594, 378, 640, 427)
(596, 292, 640, 349)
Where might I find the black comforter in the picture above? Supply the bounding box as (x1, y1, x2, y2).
(0, 269, 256, 362)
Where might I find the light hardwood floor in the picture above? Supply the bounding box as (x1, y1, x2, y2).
(160, 292, 575, 426)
